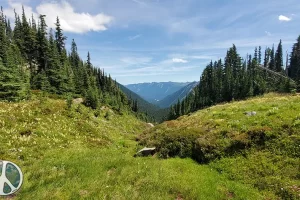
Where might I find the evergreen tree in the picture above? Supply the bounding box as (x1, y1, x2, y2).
(36, 15, 48, 73)
(247, 55, 254, 96)
(258, 46, 262, 64)
(28, 14, 38, 78)
(84, 87, 98, 109)
(215, 59, 223, 103)
(289, 36, 300, 90)
(55, 17, 67, 61)
(31, 14, 37, 31)
(133, 100, 138, 112)
(176, 99, 182, 117)
(254, 47, 258, 61)
(21, 5, 32, 60)
(70, 39, 80, 68)
(0, 54, 25, 101)
(269, 45, 275, 71)
(275, 40, 283, 72)
(264, 48, 270, 68)
(223, 46, 241, 101)
(87, 51, 92, 72)
(63, 61, 75, 94)
(13, 10, 23, 57)
(47, 29, 62, 93)
(69, 39, 83, 94)
(168, 105, 176, 120)
(5, 19, 12, 40)
(0, 7, 7, 64)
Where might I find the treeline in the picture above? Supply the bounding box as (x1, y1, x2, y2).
(0, 7, 142, 114)
(169, 38, 300, 120)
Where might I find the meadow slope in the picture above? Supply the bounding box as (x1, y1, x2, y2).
(140, 93, 300, 199)
(0, 96, 262, 199)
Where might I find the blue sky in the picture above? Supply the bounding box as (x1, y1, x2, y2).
(1, 0, 300, 84)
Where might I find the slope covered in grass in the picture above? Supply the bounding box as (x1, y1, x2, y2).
(139, 93, 300, 199)
(0, 96, 263, 199)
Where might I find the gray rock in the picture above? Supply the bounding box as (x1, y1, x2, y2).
(134, 147, 156, 157)
(73, 98, 84, 104)
(146, 123, 155, 128)
(245, 111, 257, 116)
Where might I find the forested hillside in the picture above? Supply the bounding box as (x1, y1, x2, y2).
(0, 7, 143, 115)
(118, 83, 169, 122)
(157, 81, 198, 108)
(169, 40, 300, 119)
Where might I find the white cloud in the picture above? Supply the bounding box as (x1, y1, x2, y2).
(172, 58, 188, 63)
(128, 34, 142, 41)
(4, 1, 38, 21)
(120, 56, 152, 65)
(169, 54, 217, 60)
(131, 0, 147, 6)
(4, 0, 113, 34)
(265, 31, 272, 36)
(113, 65, 199, 77)
(278, 15, 291, 22)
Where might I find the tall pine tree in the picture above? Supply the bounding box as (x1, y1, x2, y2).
(275, 40, 283, 72)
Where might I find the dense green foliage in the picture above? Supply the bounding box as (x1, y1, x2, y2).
(0, 8, 28, 101)
(0, 7, 150, 117)
(289, 36, 300, 91)
(140, 93, 300, 199)
(169, 39, 299, 119)
(0, 97, 263, 199)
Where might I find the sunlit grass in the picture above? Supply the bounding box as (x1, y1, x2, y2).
(19, 147, 262, 200)
(141, 93, 300, 199)
(0, 96, 262, 199)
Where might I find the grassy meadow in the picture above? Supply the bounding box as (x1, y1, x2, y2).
(0, 95, 263, 199)
(140, 93, 300, 199)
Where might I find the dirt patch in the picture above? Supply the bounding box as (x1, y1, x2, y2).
(227, 191, 235, 199)
(107, 168, 116, 176)
(176, 193, 184, 200)
(79, 190, 89, 197)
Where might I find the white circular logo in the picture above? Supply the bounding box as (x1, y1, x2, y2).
(0, 161, 23, 196)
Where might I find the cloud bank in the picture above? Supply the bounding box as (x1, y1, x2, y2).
(172, 58, 188, 63)
(278, 15, 291, 22)
(129, 34, 142, 41)
(4, 0, 113, 34)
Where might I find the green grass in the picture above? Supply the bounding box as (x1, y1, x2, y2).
(0, 96, 263, 199)
(19, 147, 262, 200)
(140, 93, 300, 199)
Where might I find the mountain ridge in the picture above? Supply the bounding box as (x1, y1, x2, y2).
(156, 81, 199, 108)
(125, 82, 192, 103)
(118, 83, 169, 122)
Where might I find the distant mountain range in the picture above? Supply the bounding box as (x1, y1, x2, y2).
(125, 82, 191, 104)
(156, 81, 199, 108)
(120, 81, 199, 120)
(118, 84, 169, 122)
